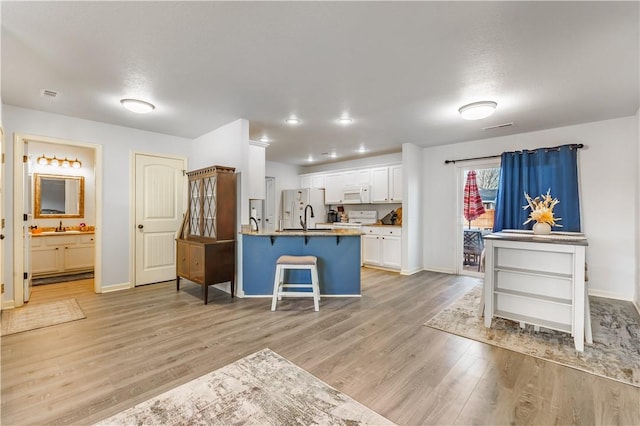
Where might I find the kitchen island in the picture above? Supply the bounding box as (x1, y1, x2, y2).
(241, 229, 362, 296)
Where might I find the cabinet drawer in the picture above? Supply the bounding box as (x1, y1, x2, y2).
(362, 227, 379, 235)
(380, 227, 401, 236)
(31, 238, 43, 247)
(78, 234, 95, 244)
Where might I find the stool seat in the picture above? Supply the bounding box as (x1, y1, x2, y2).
(277, 255, 317, 265)
(271, 255, 320, 311)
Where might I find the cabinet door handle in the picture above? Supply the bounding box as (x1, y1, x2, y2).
(55, 247, 59, 250)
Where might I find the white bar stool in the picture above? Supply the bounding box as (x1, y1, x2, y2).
(271, 255, 320, 311)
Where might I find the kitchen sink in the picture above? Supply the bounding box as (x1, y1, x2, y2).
(279, 228, 334, 232)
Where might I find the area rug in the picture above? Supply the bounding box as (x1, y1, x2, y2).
(424, 285, 640, 388)
(1, 298, 86, 336)
(32, 271, 94, 286)
(95, 348, 394, 425)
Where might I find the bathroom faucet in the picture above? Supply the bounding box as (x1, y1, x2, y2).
(300, 204, 315, 231)
(56, 220, 65, 232)
(249, 216, 259, 232)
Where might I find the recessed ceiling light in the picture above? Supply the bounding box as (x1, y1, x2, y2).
(330, 152, 337, 158)
(337, 117, 353, 125)
(458, 101, 497, 120)
(259, 136, 271, 143)
(357, 146, 366, 153)
(307, 155, 314, 162)
(120, 98, 155, 114)
(285, 117, 301, 125)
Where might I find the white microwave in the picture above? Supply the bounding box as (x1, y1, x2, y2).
(342, 185, 370, 204)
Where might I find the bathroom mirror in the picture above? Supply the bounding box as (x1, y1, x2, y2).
(34, 173, 85, 218)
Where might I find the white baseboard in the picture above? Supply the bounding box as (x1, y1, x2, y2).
(633, 300, 640, 316)
(422, 266, 455, 274)
(2, 299, 15, 310)
(588, 288, 631, 301)
(100, 282, 132, 293)
(401, 266, 423, 276)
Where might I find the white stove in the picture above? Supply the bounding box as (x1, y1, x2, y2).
(332, 210, 378, 229)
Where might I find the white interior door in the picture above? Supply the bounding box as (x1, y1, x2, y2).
(134, 154, 185, 286)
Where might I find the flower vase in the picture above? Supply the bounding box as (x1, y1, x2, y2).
(533, 222, 551, 235)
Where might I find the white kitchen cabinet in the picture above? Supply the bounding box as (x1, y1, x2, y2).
(389, 165, 403, 202)
(324, 173, 345, 204)
(31, 233, 95, 277)
(371, 165, 403, 203)
(311, 174, 325, 189)
(370, 167, 389, 202)
(361, 226, 402, 271)
(343, 169, 371, 186)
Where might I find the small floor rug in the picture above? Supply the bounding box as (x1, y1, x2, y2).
(94, 348, 395, 425)
(32, 271, 94, 286)
(1, 298, 86, 336)
(424, 285, 640, 388)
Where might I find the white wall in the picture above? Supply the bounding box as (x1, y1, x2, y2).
(635, 108, 640, 311)
(402, 143, 423, 275)
(423, 116, 638, 300)
(3, 106, 192, 301)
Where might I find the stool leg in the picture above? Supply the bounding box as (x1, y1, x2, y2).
(311, 266, 320, 312)
(271, 265, 282, 311)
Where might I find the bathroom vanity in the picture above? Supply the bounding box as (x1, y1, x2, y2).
(31, 231, 95, 277)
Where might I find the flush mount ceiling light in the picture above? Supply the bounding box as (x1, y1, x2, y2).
(120, 98, 155, 114)
(458, 101, 497, 120)
(259, 136, 271, 143)
(285, 117, 301, 125)
(337, 117, 353, 125)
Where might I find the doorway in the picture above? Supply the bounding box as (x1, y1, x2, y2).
(133, 153, 186, 286)
(13, 134, 101, 307)
(457, 162, 500, 276)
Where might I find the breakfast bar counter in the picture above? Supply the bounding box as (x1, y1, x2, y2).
(241, 229, 362, 296)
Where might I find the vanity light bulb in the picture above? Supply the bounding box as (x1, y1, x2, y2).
(72, 158, 82, 169)
(50, 157, 60, 167)
(38, 155, 48, 165)
(62, 158, 71, 168)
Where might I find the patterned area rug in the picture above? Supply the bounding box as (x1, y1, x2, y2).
(94, 348, 395, 425)
(32, 271, 94, 286)
(425, 285, 640, 388)
(1, 299, 86, 336)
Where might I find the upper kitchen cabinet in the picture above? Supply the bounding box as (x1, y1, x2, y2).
(343, 169, 370, 186)
(371, 165, 403, 203)
(324, 173, 344, 204)
(300, 174, 325, 189)
(247, 140, 268, 199)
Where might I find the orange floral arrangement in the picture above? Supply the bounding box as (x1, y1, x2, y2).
(522, 189, 562, 227)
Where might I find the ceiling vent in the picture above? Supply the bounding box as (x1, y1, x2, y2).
(482, 122, 513, 131)
(40, 89, 59, 99)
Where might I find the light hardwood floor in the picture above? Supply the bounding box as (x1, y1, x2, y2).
(2, 270, 639, 425)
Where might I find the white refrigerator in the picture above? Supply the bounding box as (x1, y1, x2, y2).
(280, 188, 326, 230)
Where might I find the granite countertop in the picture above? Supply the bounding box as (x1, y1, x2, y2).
(484, 230, 588, 246)
(241, 229, 363, 237)
(31, 230, 95, 237)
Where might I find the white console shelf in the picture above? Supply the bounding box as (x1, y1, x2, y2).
(483, 230, 592, 352)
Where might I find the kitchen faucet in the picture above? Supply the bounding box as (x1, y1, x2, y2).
(249, 216, 259, 232)
(299, 204, 315, 231)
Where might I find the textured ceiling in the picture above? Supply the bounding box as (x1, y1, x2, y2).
(2, 1, 638, 165)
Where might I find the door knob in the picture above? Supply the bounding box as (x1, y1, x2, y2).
(138, 224, 144, 229)
(0, 234, 4, 240)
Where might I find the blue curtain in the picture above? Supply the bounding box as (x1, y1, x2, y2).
(494, 144, 581, 232)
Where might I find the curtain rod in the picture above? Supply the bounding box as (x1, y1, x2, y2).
(444, 143, 584, 164)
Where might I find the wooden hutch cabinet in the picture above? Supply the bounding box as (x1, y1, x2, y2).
(176, 165, 236, 304)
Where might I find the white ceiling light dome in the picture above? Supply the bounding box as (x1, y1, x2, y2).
(458, 101, 497, 120)
(120, 98, 155, 114)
